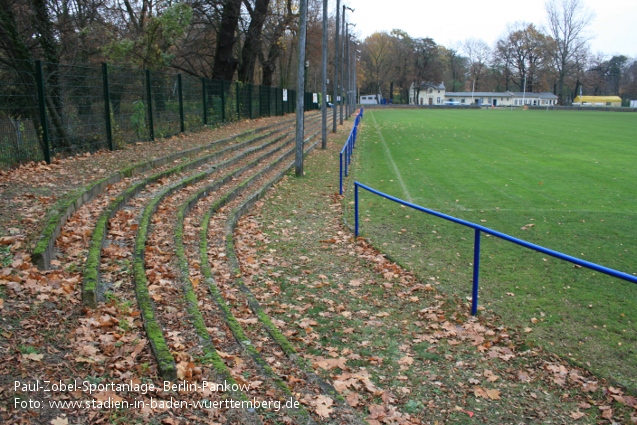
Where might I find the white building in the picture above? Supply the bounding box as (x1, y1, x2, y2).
(408, 82, 558, 107)
(360, 94, 382, 105)
(409, 82, 446, 105)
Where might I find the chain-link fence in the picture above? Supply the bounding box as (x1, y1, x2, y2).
(0, 60, 45, 168)
(0, 59, 319, 170)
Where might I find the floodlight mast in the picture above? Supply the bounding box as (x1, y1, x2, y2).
(341, 5, 354, 125)
(344, 23, 355, 119)
(295, 0, 308, 177)
(332, 0, 340, 133)
(321, 0, 328, 148)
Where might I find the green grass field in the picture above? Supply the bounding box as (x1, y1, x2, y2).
(352, 108, 637, 390)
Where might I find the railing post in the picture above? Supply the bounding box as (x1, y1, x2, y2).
(177, 74, 185, 133)
(339, 151, 343, 195)
(354, 183, 360, 237)
(345, 143, 349, 177)
(220, 80, 225, 123)
(472, 229, 481, 316)
(101, 63, 114, 151)
(35, 60, 51, 164)
(202, 78, 208, 126)
(145, 69, 154, 141)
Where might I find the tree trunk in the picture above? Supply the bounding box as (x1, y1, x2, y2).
(238, 0, 270, 83)
(211, 0, 242, 82)
(260, 0, 295, 86)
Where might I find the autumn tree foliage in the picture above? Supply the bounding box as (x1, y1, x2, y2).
(355, 5, 634, 105)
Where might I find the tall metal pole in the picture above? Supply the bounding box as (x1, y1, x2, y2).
(348, 41, 353, 115)
(354, 50, 361, 106)
(340, 5, 346, 125)
(345, 30, 350, 119)
(332, 0, 340, 133)
(340, 6, 354, 123)
(321, 0, 328, 148)
(295, 0, 308, 177)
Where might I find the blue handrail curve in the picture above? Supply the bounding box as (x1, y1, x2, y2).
(354, 181, 637, 314)
(339, 108, 363, 195)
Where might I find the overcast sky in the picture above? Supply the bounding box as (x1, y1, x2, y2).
(341, 0, 637, 58)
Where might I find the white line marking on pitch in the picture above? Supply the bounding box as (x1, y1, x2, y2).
(370, 110, 413, 203)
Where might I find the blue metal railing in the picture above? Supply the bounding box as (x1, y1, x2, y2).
(339, 108, 364, 195)
(354, 181, 637, 315)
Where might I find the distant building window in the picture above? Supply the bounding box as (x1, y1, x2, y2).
(437, 97, 441, 104)
(438, 90, 440, 93)
(606, 102, 611, 106)
(461, 98, 465, 104)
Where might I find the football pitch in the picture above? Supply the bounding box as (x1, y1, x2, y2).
(353, 108, 637, 388)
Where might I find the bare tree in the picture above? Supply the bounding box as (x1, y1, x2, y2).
(545, 0, 594, 104)
(463, 38, 490, 91)
(497, 23, 549, 92)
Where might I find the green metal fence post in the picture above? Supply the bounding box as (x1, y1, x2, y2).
(202, 78, 208, 126)
(267, 86, 271, 116)
(178, 74, 185, 132)
(145, 69, 154, 141)
(236, 82, 241, 120)
(101, 63, 114, 151)
(35, 60, 51, 164)
(220, 80, 226, 122)
(248, 84, 253, 119)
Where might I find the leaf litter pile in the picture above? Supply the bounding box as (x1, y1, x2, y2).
(0, 110, 635, 424)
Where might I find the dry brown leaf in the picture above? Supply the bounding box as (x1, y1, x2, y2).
(570, 411, 586, 420)
(236, 317, 258, 324)
(473, 387, 487, 398)
(600, 407, 613, 420)
(486, 389, 501, 400)
(51, 417, 69, 425)
(314, 395, 334, 418)
(345, 392, 359, 407)
(398, 355, 414, 366)
(23, 353, 44, 362)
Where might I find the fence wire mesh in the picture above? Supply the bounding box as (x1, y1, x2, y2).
(109, 66, 148, 145)
(0, 60, 45, 168)
(43, 63, 108, 157)
(0, 59, 314, 170)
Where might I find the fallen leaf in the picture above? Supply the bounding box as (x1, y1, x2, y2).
(236, 317, 258, 324)
(398, 355, 414, 366)
(601, 408, 613, 420)
(570, 411, 585, 420)
(51, 417, 69, 425)
(345, 392, 359, 407)
(314, 395, 334, 418)
(486, 389, 501, 400)
(23, 353, 44, 362)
